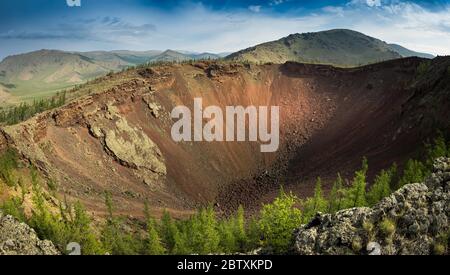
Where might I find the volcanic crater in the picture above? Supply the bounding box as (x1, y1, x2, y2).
(1, 57, 449, 218)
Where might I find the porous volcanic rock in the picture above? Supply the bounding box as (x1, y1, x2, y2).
(294, 157, 449, 255)
(89, 103, 167, 186)
(0, 211, 60, 255)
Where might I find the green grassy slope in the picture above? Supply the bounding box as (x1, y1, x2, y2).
(226, 29, 432, 67)
(0, 50, 114, 103)
(0, 49, 221, 106)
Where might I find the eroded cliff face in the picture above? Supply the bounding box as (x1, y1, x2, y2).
(0, 58, 448, 218)
(294, 158, 449, 255)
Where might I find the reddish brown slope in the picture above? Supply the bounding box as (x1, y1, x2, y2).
(217, 57, 450, 213)
(1, 57, 448, 218)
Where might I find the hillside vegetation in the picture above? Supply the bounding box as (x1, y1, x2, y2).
(0, 133, 448, 255)
(0, 29, 434, 107)
(0, 49, 221, 106)
(226, 29, 432, 66)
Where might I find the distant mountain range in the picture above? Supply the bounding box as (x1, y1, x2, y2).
(0, 49, 224, 104)
(387, 44, 434, 59)
(0, 29, 434, 105)
(225, 29, 434, 66)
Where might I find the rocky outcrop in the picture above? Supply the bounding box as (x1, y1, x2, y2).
(0, 211, 60, 255)
(142, 94, 163, 118)
(89, 103, 166, 186)
(294, 157, 449, 255)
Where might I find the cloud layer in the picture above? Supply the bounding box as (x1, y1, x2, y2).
(0, 0, 449, 59)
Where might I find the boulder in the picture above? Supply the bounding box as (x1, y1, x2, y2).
(294, 157, 449, 255)
(0, 212, 60, 255)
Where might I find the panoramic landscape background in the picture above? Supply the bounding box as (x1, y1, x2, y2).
(0, 0, 448, 256)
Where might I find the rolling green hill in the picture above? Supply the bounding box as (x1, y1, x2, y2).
(0, 29, 434, 106)
(150, 49, 193, 62)
(0, 50, 115, 103)
(225, 29, 433, 67)
(0, 49, 222, 105)
(79, 50, 161, 68)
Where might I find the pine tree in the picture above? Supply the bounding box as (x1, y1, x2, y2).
(100, 193, 139, 255)
(29, 171, 53, 239)
(200, 207, 220, 254)
(218, 219, 237, 253)
(146, 218, 166, 255)
(258, 188, 302, 253)
(29, 173, 70, 252)
(234, 205, 247, 250)
(328, 173, 344, 213)
(0, 148, 18, 187)
(387, 163, 398, 190)
(160, 210, 179, 252)
(367, 169, 392, 206)
(344, 157, 368, 208)
(172, 223, 190, 255)
(0, 92, 68, 125)
(105, 191, 114, 220)
(71, 201, 104, 255)
(425, 131, 448, 168)
(1, 196, 26, 222)
(246, 217, 261, 251)
(302, 178, 328, 222)
(312, 178, 327, 211)
(398, 159, 426, 187)
(188, 207, 220, 254)
(17, 177, 27, 203)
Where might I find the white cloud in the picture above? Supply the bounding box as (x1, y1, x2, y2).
(366, 0, 382, 7)
(86, 1, 450, 55)
(349, 0, 382, 8)
(175, 1, 450, 55)
(319, 1, 450, 55)
(2, 1, 449, 57)
(270, 0, 285, 6)
(322, 6, 345, 16)
(248, 5, 261, 13)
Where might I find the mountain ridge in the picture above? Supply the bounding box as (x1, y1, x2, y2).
(0, 29, 435, 106)
(0, 49, 223, 104)
(226, 29, 433, 66)
(388, 43, 435, 59)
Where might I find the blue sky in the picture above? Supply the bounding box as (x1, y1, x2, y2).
(0, 0, 450, 59)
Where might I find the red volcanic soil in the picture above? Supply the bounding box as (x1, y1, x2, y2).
(216, 57, 450, 214)
(1, 57, 449, 219)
